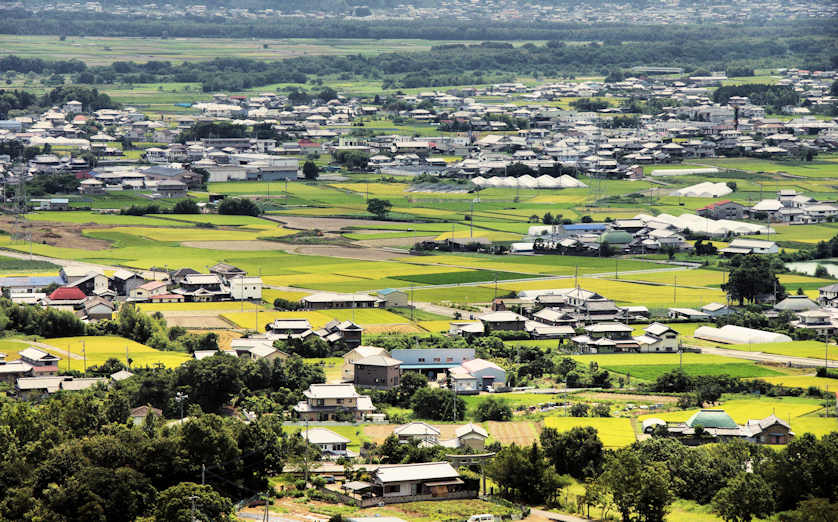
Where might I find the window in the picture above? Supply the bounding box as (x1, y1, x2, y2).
(336, 398, 343, 404)
(433, 358, 441, 363)
(418, 358, 425, 362)
(446, 357, 453, 362)
(385, 485, 400, 494)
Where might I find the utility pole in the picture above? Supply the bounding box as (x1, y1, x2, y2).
(188, 495, 198, 522)
(304, 418, 310, 486)
(201, 464, 206, 485)
(410, 284, 414, 322)
(674, 274, 677, 304)
(82, 341, 86, 375)
(176, 392, 188, 423)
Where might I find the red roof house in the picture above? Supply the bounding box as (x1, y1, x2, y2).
(48, 287, 87, 301)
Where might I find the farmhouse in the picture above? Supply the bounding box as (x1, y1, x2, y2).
(130, 280, 169, 300)
(229, 276, 263, 300)
(478, 311, 527, 331)
(367, 462, 471, 501)
(696, 200, 746, 220)
(450, 358, 507, 390)
(819, 284, 838, 306)
(667, 308, 711, 321)
(393, 422, 441, 445)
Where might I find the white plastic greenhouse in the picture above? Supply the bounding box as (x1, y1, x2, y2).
(693, 325, 792, 345)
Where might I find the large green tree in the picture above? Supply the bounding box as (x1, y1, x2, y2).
(721, 254, 785, 305)
(712, 472, 774, 522)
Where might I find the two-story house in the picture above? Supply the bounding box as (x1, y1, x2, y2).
(293, 383, 375, 421)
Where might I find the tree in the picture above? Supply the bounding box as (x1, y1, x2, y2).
(302, 160, 319, 180)
(722, 254, 784, 305)
(601, 449, 674, 522)
(367, 198, 392, 220)
(154, 482, 234, 522)
(410, 387, 465, 421)
(218, 197, 262, 216)
(173, 199, 200, 214)
(474, 397, 512, 421)
(570, 403, 589, 417)
(540, 426, 604, 479)
(712, 472, 774, 522)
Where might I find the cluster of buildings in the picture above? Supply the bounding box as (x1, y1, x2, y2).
(338, 345, 507, 395)
(645, 409, 794, 446)
(0, 262, 264, 321)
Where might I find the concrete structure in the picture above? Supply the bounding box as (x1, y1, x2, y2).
(230, 276, 263, 300)
(302, 292, 384, 310)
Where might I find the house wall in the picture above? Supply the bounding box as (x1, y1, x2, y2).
(459, 434, 487, 451)
(380, 292, 408, 307)
(231, 280, 262, 300)
(471, 367, 507, 385)
(354, 365, 400, 389)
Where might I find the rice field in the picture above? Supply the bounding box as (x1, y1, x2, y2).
(37, 335, 191, 370)
(137, 301, 266, 312)
(542, 416, 637, 447)
(638, 397, 823, 424)
(221, 311, 335, 331)
(757, 375, 838, 390)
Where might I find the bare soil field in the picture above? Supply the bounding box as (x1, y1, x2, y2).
(362, 424, 462, 443)
(363, 324, 425, 334)
(486, 421, 541, 445)
(163, 315, 235, 329)
(0, 216, 111, 250)
(576, 392, 679, 403)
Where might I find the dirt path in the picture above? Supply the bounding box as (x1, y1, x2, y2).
(699, 345, 837, 368)
(265, 215, 419, 232)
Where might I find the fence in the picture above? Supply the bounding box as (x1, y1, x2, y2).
(358, 489, 477, 507)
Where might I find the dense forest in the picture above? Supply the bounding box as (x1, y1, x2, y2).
(1, 32, 835, 92)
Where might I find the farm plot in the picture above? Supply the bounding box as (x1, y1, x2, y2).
(638, 397, 823, 424)
(789, 417, 838, 438)
(486, 421, 541, 446)
(137, 301, 266, 313)
(392, 269, 534, 285)
(757, 375, 838, 390)
(41, 336, 191, 370)
(542, 416, 637, 448)
(25, 211, 174, 226)
(603, 363, 783, 381)
(715, 341, 838, 361)
(222, 311, 336, 331)
(497, 277, 725, 308)
(317, 309, 410, 325)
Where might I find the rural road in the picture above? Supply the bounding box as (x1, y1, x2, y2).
(7, 339, 84, 360)
(528, 508, 590, 521)
(699, 345, 835, 368)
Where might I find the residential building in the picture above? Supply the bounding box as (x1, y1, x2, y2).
(342, 346, 388, 382)
(792, 310, 836, 336)
(448, 365, 479, 394)
(317, 320, 363, 348)
(478, 311, 526, 332)
(819, 284, 838, 306)
(452, 358, 507, 390)
(130, 280, 169, 299)
(173, 274, 230, 302)
(696, 200, 746, 219)
(293, 383, 375, 421)
(660, 409, 794, 445)
(302, 427, 352, 458)
(112, 270, 146, 296)
(390, 348, 475, 379)
(368, 462, 470, 501)
(353, 354, 402, 389)
(130, 405, 163, 426)
(393, 422, 441, 445)
(18, 347, 61, 367)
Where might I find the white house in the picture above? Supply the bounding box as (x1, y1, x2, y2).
(301, 427, 351, 458)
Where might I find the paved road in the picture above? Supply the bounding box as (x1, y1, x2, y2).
(699, 345, 834, 368)
(238, 511, 301, 522)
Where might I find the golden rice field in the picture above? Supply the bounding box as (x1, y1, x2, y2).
(542, 416, 637, 448)
(39, 335, 191, 370)
(757, 375, 838, 390)
(221, 310, 335, 331)
(498, 277, 725, 308)
(638, 397, 823, 424)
